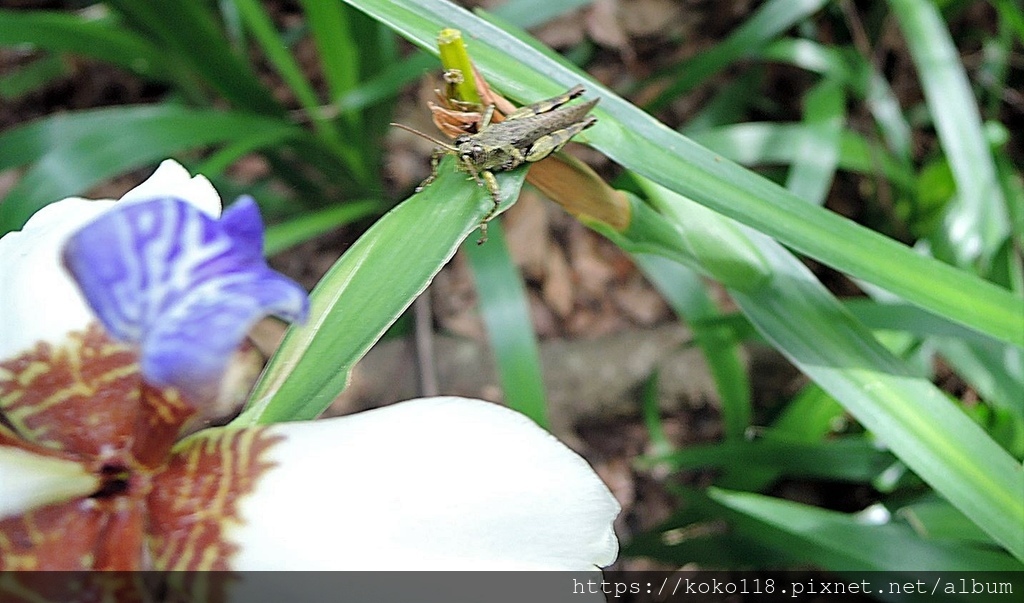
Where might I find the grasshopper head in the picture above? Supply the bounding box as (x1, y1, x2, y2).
(455, 135, 487, 164)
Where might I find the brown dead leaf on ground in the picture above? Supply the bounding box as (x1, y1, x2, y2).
(432, 252, 486, 340)
(534, 10, 587, 49)
(618, 0, 684, 37)
(503, 191, 552, 280)
(542, 242, 576, 319)
(585, 0, 635, 66)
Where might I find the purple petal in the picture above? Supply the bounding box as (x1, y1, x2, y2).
(62, 196, 308, 400)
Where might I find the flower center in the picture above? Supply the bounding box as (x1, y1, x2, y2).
(93, 463, 133, 499)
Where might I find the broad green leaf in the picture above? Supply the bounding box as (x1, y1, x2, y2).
(236, 157, 526, 425)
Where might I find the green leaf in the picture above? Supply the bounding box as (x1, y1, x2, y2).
(728, 235, 1024, 560)
(263, 200, 381, 256)
(0, 105, 302, 234)
(643, 0, 831, 111)
(636, 253, 752, 440)
(0, 54, 69, 101)
(785, 77, 846, 205)
(236, 157, 526, 425)
(688, 123, 915, 191)
(490, 0, 594, 30)
(105, 1, 284, 114)
(464, 222, 549, 427)
(760, 38, 912, 161)
(0, 9, 170, 81)
(341, 0, 1024, 349)
(231, 0, 368, 180)
(889, 0, 1010, 267)
(339, 0, 1024, 563)
(299, 0, 363, 104)
(709, 487, 1024, 571)
(642, 180, 1024, 560)
(644, 437, 894, 483)
(899, 495, 1002, 548)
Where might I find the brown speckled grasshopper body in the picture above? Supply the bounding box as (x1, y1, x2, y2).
(392, 85, 598, 244)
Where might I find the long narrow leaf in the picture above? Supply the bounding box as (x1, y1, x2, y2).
(0, 105, 302, 233)
(888, 0, 1010, 267)
(709, 487, 1024, 571)
(636, 254, 751, 440)
(640, 179, 1024, 560)
(236, 158, 525, 424)
(785, 77, 846, 205)
(342, 0, 1024, 348)
(0, 9, 169, 81)
(643, 0, 831, 111)
(263, 200, 381, 256)
(464, 222, 549, 427)
(728, 233, 1024, 560)
(688, 123, 915, 191)
(106, 1, 283, 115)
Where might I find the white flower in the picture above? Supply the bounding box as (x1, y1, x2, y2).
(0, 160, 619, 577)
(228, 397, 619, 570)
(0, 160, 220, 361)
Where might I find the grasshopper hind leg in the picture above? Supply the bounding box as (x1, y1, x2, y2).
(504, 85, 586, 121)
(523, 115, 597, 162)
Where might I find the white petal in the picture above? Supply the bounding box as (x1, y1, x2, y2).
(0, 161, 224, 360)
(120, 159, 222, 216)
(229, 397, 619, 570)
(0, 198, 113, 359)
(0, 446, 99, 520)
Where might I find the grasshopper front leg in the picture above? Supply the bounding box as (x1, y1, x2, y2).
(415, 147, 450, 193)
(477, 170, 502, 245)
(461, 159, 503, 245)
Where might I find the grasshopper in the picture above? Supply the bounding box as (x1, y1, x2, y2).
(392, 85, 599, 244)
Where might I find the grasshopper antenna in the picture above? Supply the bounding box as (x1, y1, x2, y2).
(389, 123, 457, 151)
